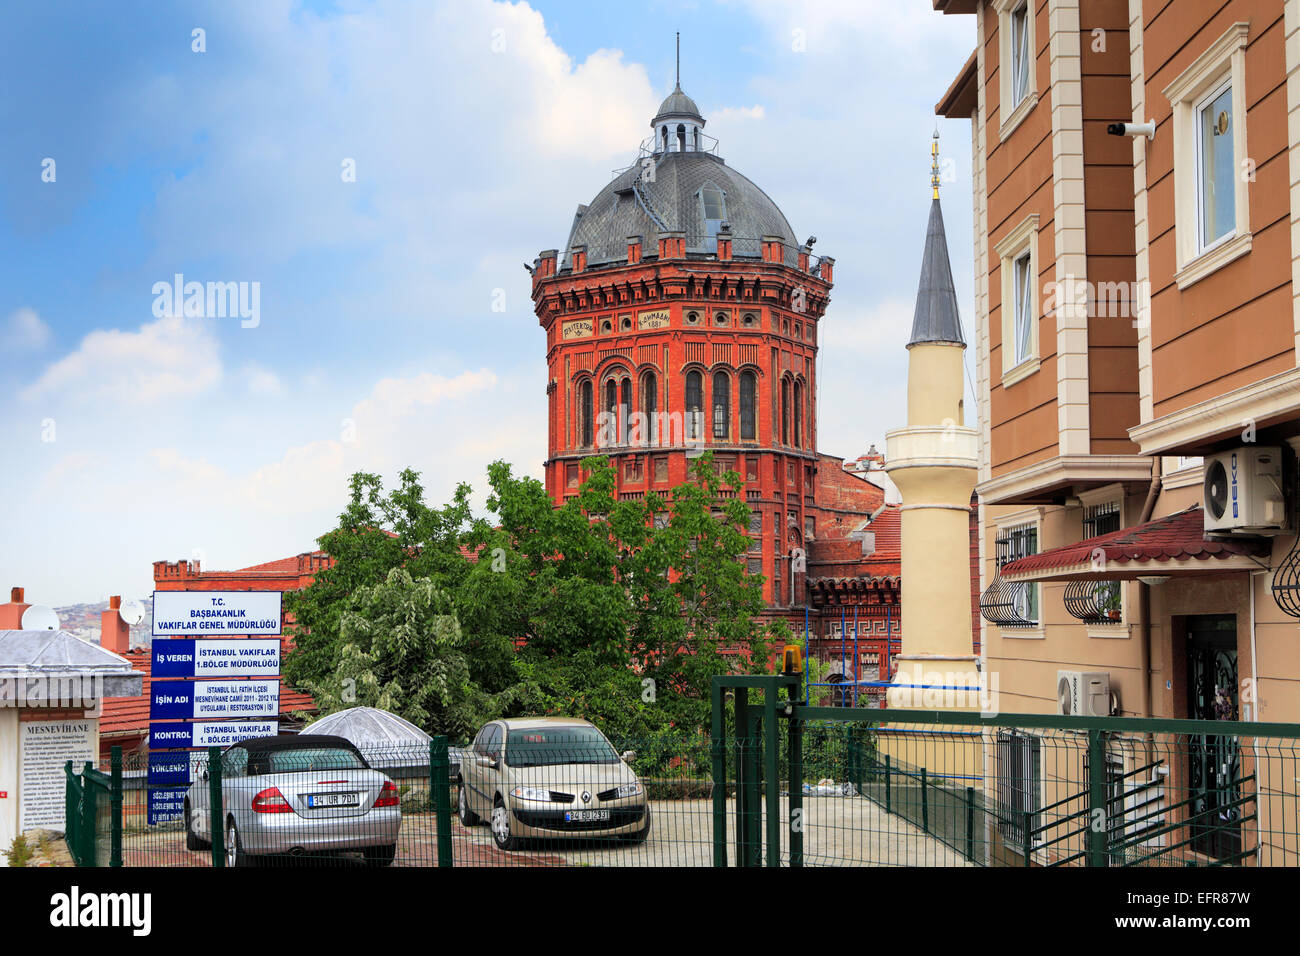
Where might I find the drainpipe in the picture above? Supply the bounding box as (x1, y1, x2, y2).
(1137, 458, 1162, 721)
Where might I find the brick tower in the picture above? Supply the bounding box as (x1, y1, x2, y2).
(530, 75, 835, 609)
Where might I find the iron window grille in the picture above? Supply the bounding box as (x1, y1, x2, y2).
(1064, 502, 1123, 623)
(996, 730, 1041, 848)
(980, 525, 1038, 627)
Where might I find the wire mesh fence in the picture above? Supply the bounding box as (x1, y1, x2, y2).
(65, 709, 1300, 867)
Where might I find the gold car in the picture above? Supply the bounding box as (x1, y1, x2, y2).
(458, 718, 650, 850)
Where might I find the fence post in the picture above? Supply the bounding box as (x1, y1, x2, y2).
(1087, 728, 1106, 868)
(884, 755, 892, 815)
(80, 760, 96, 866)
(110, 746, 123, 868)
(920, 766, 929, 834)
(64, 761, 78, 865)
(207, 746, 224, 868)
(710, 678, 727, 867)
(965, 786, 975, 864)
(1021, 809, 1032, 866)
(431, 736, 453, 867)
(788, 709, 803, 868)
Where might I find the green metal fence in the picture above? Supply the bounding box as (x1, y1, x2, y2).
(64, 752, 121, 867)
(64, 698, 1300, 867)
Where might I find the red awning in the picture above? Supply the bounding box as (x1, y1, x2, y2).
(1000, 506, 1271, 583)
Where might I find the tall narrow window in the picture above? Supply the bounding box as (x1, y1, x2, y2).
(604, 379, 618, 446)
(739, 371, 757, 440)
(712, 371, 731, 440)
(1013, 251, 1033, 365)
(677, 124, 686, 152)
(1010, 2, 1030, 106)
(580, 380, 593, 447)
(780, 378, 791, 445)
(685, 370, 703, 441)
(641, 371, 658, 446)
(619, 378, 631, 445)
(700, 185, 727, 251)
(792, 382, 804, 448)
(1196, 79, 1235, 252)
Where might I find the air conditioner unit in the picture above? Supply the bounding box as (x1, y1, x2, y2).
(1203, 446, 1287, 532)
(1056, 670, 1112, 717)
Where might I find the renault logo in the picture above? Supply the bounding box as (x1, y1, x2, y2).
(581, 791, 591, 803)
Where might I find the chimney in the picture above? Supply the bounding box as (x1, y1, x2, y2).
(717, 223, 733, 262)
(0, 587, 30, 629)
(626, 235, 642, 265)
(657, 230, 685, 260)
(570, 244, 587, 273)
(761, 235, 784, 263)
(101, 595, 130, 655)
(537, 249, 558, 279)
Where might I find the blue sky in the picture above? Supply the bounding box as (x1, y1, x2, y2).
(0, 0, 976, 605)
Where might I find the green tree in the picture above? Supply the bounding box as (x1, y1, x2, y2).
(304, 568, 505, 739)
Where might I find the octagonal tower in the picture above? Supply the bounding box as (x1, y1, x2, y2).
(531, 80, 835, 607)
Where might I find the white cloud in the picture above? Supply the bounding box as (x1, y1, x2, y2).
(4, 307, 52, 350)
(21, 315, 222, 405)
(243, 363, 285, 397)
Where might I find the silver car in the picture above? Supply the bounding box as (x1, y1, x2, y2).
(458, 718, 650, 850)
(184, 734, 402, 867)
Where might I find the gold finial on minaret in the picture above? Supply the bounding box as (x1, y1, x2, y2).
(931, 128, 941, 200)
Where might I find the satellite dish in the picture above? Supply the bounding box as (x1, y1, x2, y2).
(119, 598, 145, 626)
(21, 605, 60, 631)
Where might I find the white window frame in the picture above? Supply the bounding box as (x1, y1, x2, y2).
(993, 509, 1043, 637)
(994, 214, 1040, 385)
(1163, 22, 1251, 290)
(994, 0, 1038, 141)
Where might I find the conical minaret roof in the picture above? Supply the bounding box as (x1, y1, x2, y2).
(908, 135, 965, 347)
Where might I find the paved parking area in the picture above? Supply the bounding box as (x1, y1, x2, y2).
(121, 795, 972, 867)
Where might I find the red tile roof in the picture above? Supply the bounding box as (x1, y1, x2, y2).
(1001, 506, 1271, 580)
(100, 647, 316, 739)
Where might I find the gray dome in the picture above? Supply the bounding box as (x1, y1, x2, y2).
(565, 151, 799, 267)
(653, 84, 704, 125)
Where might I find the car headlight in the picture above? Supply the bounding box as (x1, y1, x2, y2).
(615, 782, 643, 799)
(510, 786, 552, 802)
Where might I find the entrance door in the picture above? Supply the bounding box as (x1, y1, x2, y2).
(1184, 615, 1240, 860)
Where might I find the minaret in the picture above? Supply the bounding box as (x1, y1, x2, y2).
(883, 132, 982, 714)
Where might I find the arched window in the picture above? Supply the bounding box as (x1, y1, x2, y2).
(713, 371, 731, 440)
(792, 381, 804, 448)
(780, 378, 790, 445)
(641, 371, 658, 446)
(604, 379, 618, 446)
(620, 378, 631, 445)
(579, 380, 593, 447)
(686, 370, 703, 441)
(693, 127, 700, 151)
(661, 126, 668, 151)
(677, 124, 686, 152)
(740, 371, 757, 441)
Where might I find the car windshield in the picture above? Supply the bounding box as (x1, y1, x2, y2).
(254, 747, 366, 774)
(505, 727, 619, 768)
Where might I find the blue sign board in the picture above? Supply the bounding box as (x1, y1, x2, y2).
(152, 639, 280, 678)
(149, 679, 280, 720)
(147, 751, 193, 786)
(148, 788, 186, 825)
(149, 719, 278, 751)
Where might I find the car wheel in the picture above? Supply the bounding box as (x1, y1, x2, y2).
(226, 818, 256, 868)
(364, 843, 397, 867)
(184, 801, 209, 851)
(491, 799, 517, 851)
(458, 784, 480, 827)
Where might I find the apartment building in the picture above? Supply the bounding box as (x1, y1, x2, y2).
(933, 0, 1300, 863)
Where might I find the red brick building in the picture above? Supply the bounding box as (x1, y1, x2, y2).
(530, 80, 911, 697)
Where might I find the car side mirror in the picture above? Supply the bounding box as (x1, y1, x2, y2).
(621, 750, 636, 762)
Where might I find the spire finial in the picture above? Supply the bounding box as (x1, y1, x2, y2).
(931, 128, 941, 200)
(676, 32, 680, 88)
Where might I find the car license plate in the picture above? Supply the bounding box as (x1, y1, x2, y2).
(564, 809, 610, 823)
(307, 792, 360, 808)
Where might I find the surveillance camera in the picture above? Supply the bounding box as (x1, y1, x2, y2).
(1107, 120, 1156, 140)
